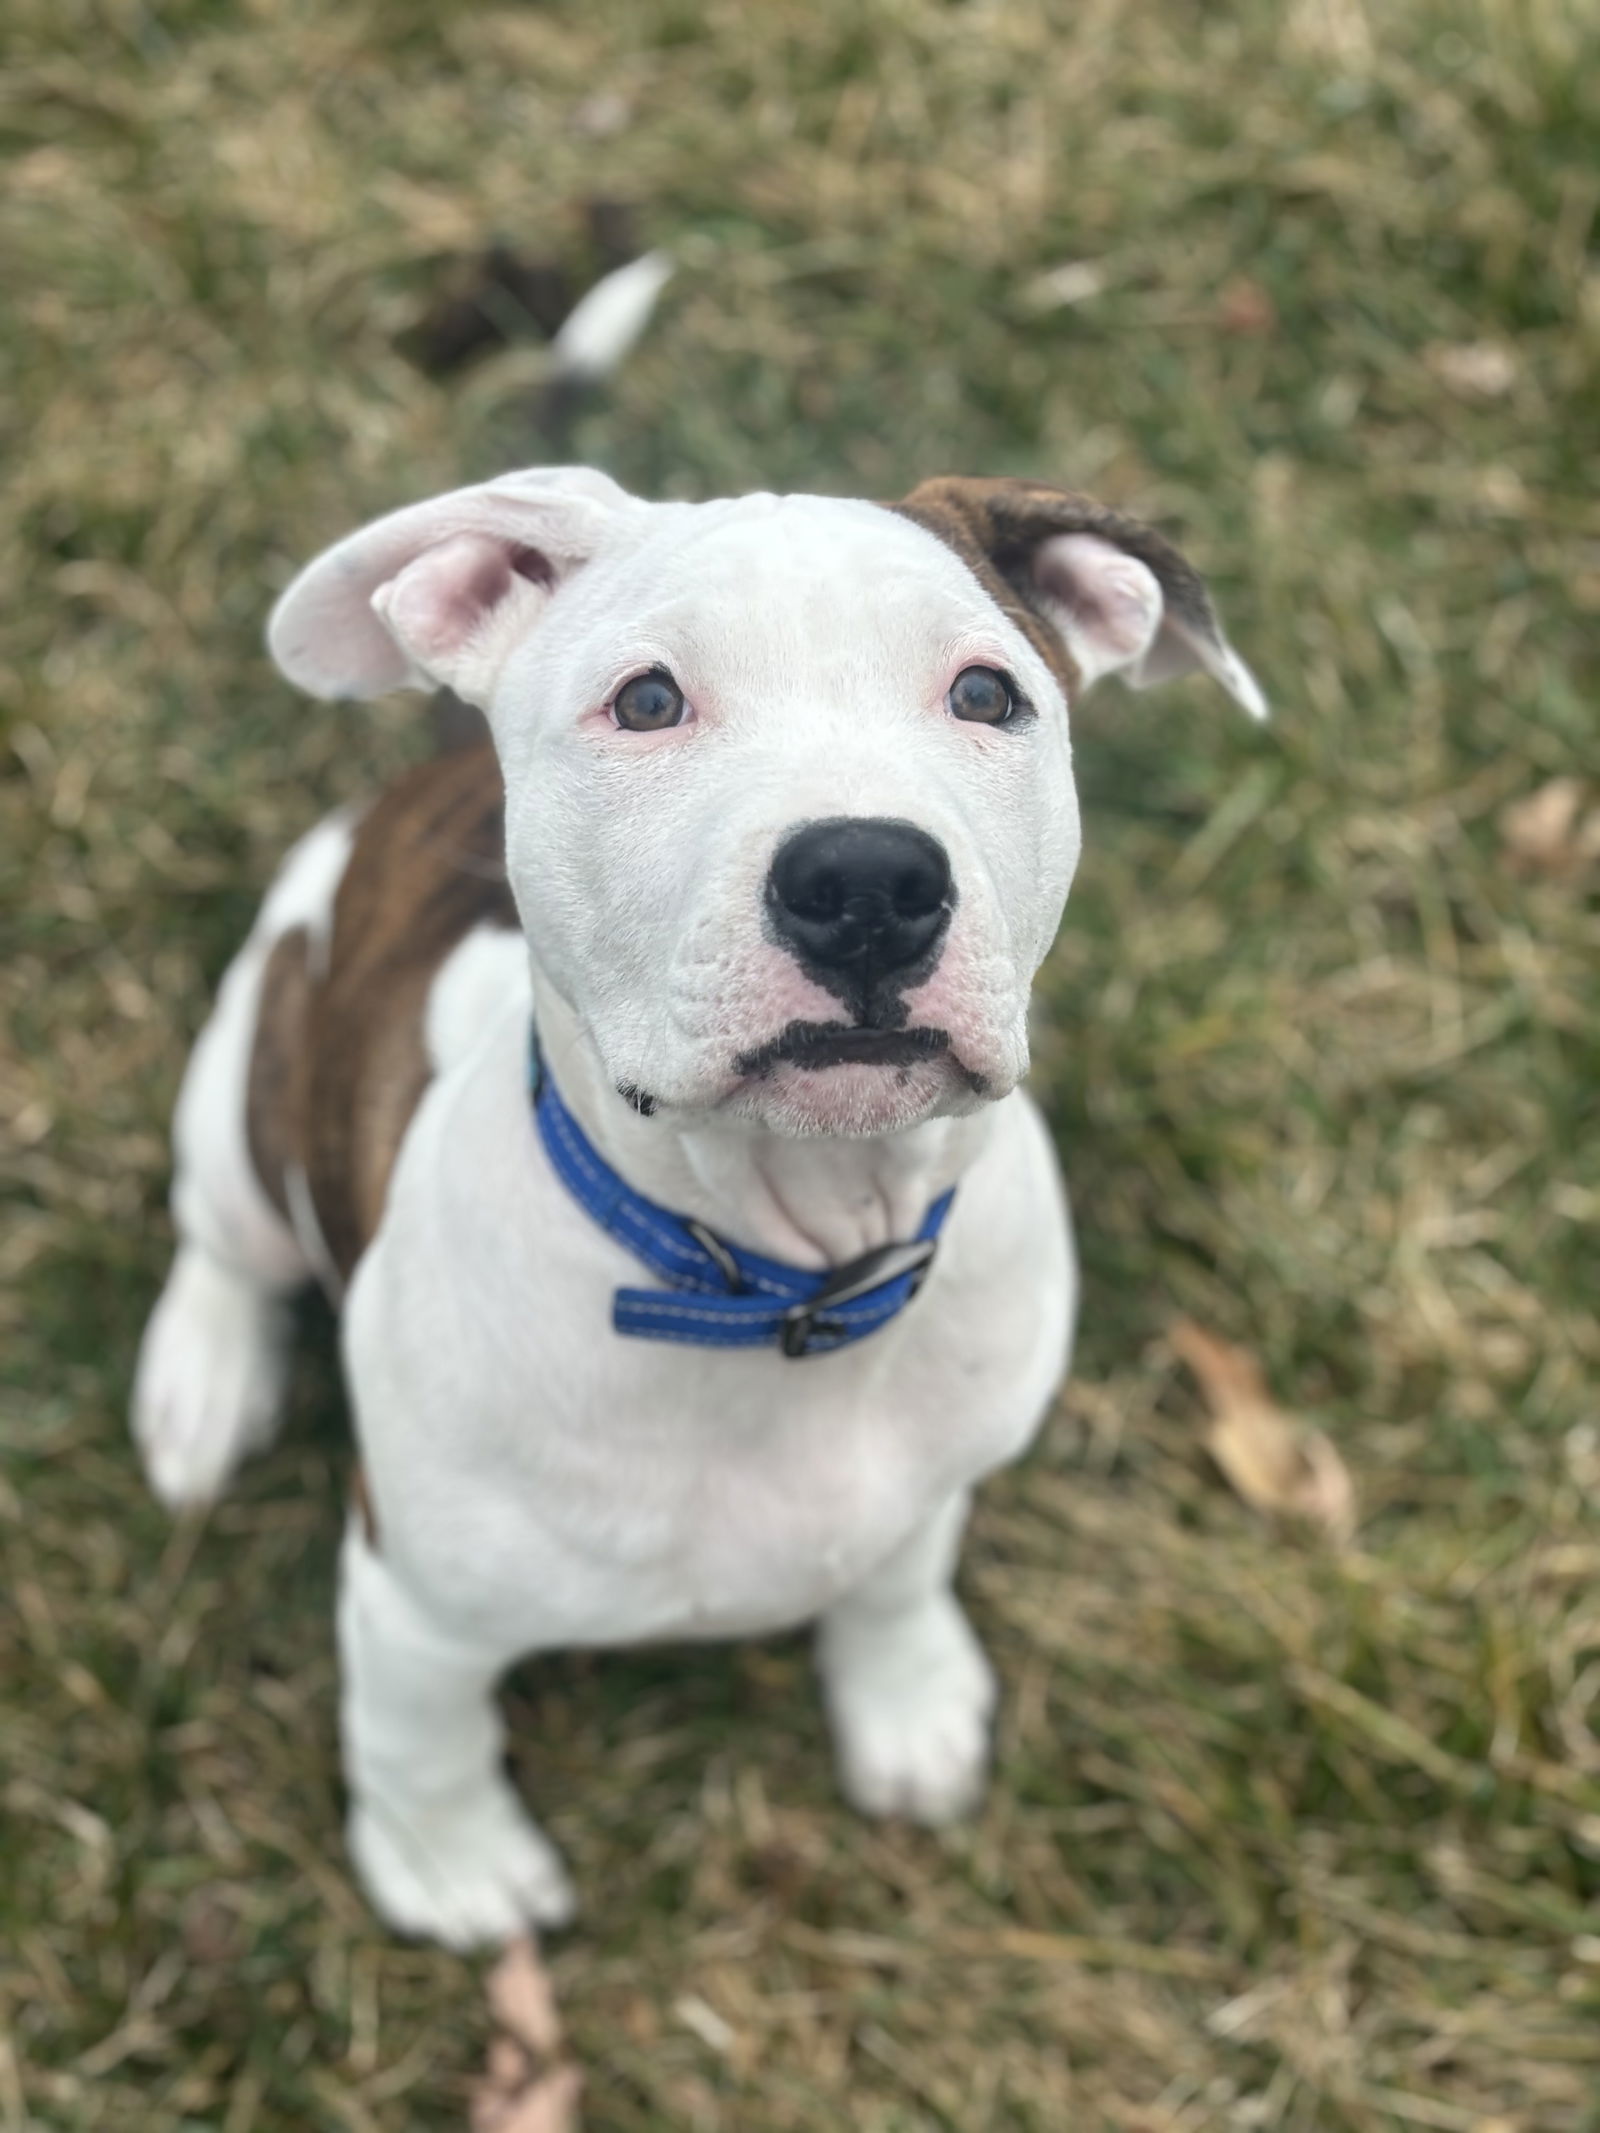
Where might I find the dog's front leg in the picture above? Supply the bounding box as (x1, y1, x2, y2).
(816, 1489, 997, 1827)
(337, 1521, 575, 1949)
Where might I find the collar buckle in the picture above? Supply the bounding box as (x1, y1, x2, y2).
(779, 1237, 938, 1359)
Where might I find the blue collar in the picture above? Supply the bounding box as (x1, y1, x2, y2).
(529, 1033, 953, 1360)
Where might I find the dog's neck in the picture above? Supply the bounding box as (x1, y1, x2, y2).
(530, 975, 994, 1270)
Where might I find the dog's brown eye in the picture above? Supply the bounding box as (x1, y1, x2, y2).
(947, 665, 1013, 725)
(614, 670, 686, 731)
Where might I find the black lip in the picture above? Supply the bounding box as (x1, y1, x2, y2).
(734, 1020, 951, 1078)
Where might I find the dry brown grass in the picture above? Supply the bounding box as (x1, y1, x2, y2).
(4, 1, 1599, 2127)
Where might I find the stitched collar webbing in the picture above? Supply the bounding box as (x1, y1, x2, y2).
(529, 1032, 953, 1359)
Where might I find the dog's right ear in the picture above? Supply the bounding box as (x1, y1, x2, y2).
(267, 466, 640, 703)
(894, 476, 1266, 718)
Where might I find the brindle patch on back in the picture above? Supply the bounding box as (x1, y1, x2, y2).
(247, 924, 313, 1227)
(244, 739, 517, 1288)
(891, 474, 1221, 700)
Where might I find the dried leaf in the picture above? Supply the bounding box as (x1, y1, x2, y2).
(674, 1993, 738, 2056)
(1498, 777, 1600, 879)
(487, 1937, 564, 2058)
(179, 1887, 242, 1966)
(486, 2035, 532, 2093)
(1171, 1318, 1356, 1544)
(478, 2065, 583, 2133)
(471, 2079, 513, 2133)
(472, 1937, 579, 2132)
(1217, 276, 1277, 336)
(571, 91, 632, 139)
(1020, 259, 1106, 311)
(1425, 339, 1518, 400)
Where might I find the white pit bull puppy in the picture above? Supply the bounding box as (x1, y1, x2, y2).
(132, 469, 1264, 1948)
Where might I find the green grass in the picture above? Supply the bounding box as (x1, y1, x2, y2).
(4, 1, 1599, 2126)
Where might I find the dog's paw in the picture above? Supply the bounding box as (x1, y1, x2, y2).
(131, 1247, 291, 1510)
(349, 1780, 577, 1951)
(821, 1594, 997, 1827)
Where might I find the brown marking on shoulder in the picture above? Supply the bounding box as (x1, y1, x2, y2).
(242, 744, 517, 1286)
(890, 475, 1219, 698)
(246, 924, 313, 1225)
(303, 738, 519, 1281)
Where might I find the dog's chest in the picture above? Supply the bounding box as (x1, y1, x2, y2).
(363, 1257, 992, 1647)
(348, 994, 1069, 1650)
(569, 1388, 942, 1640)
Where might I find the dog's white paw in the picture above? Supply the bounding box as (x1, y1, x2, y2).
(131, 1246, 291, 1510)
(822, 1594, 997, 1827)
(348, 1779, 576, 1950)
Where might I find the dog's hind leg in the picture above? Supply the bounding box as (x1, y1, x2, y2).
(132, 812, 354, 1509)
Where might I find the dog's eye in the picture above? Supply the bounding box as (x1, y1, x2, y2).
(614, 670, 687, 731)
(947, 665, 1015, 725)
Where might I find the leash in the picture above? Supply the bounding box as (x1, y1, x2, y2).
(528, 1030, 953, 1359)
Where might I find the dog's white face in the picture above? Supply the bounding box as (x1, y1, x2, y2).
(493, 491, 1078, 1137)
(270, 468, 1263, 1137)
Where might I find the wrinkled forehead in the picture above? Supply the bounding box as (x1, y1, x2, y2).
(561, 492, 1050, 698)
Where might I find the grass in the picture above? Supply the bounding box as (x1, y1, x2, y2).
(3, 0, 1599, 2125)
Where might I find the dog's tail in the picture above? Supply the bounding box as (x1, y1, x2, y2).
(534, 245, 674, 444)
(545, 249, 675, 389)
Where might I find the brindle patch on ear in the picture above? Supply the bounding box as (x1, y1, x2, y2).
(892, 475, 1218, 699)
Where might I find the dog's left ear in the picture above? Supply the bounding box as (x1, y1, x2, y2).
(267, 466, 640, 704)
(894, 476, 1267, 718)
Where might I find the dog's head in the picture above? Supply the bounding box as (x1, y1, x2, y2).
(270, 469, 1263, 1137)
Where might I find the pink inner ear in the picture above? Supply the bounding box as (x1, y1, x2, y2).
(1031, 532, 1164, 672)
(374, 532, 520, 671)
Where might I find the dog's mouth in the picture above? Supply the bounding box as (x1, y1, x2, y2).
(734, 1020, 952, 1078)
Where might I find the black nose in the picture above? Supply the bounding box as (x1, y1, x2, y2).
(767, 818, 953, 984)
